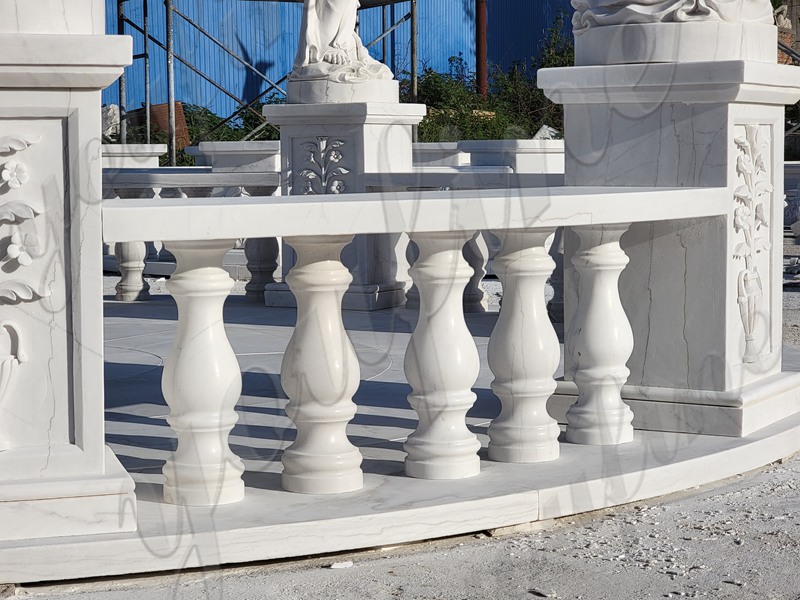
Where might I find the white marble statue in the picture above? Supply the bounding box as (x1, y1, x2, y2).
(292, 0, 393, 83)
(572, 0, 775, 31)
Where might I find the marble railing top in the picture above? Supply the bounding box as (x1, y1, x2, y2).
(103, 186, 729, 242)
(364, 170, 563, 190)
(102, 145, 168, 158)
(103, 168, 279, 189)
(457, 140, 565, 154)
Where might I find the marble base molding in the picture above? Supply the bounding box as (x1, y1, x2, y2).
(550, 370, 800, 437)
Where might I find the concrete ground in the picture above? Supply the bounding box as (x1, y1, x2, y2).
(5, 277, 800, 600)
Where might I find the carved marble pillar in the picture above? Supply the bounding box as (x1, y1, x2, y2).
(161, 240, 245, 505)
(488, 230, 561, 462)
(564, 225, 634, 446)
(539, 0, 800, 436)
(404, 231, 481, 479)
(280, 235, 363, 494)
(0, 1, 136, 540)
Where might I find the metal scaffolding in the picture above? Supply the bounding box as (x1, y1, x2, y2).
(116, 0, 418, 164)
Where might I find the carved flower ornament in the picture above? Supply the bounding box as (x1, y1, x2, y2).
(1, 161, 29, 189)
(6, 232, 43, 266)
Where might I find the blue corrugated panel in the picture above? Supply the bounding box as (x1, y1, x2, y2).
(487, 0, 573, 71)
(103, 0, 570, 119)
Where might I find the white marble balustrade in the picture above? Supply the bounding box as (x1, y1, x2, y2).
(102, 185, 729, 505)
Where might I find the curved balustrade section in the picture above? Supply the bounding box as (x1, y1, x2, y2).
(102, 186, 730, 505)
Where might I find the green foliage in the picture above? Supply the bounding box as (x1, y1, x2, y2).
(401, 14, 573, 142)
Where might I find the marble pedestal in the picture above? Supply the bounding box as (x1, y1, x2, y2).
(539, 60, 800, 436)
(0, 19, 136, 539)
(262, 102, 425, 310)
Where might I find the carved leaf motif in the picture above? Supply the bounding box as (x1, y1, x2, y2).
(753, 237, 771, 253)
(0, 281, 49, 304)
(328, 167, 350, 177)
(754, 180, 774, 196)
(299, 170, 319, 180)
(733, 185, 751, 202)
(301, 142, 318, 152)
(328, 140, 345, 149)
(0, 135, 41, 153)
(0, 202, 41, 224)
(734, 136, 750, 153)
(733, 242, 749, 259)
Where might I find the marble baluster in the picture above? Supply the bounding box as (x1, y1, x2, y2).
(114, 240, 150, 301)
(565, 224, 635, 445)
(547, 227, 565, 323)
(462, 231, 489, 312)
(280, 235, 363, 494)
(488, 229, 561, 463)
(404, 231, 481, 479)
(161, 239, 245, 505)
(244, 237, 280, 303)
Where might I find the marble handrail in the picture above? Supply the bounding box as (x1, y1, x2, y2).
(102, 186, 729, 503)
(103, 186, 728, 241)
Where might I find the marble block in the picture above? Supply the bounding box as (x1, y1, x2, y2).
(575, 22, 777, 66)
(539, 60, 800, 436)
(412, 142, 469, 167)
(0, 0, 105, 34)
(191, 140, 281, 174)
(102, 144, 167, 169)
(457, 140, 565, 174)
(0, 30, 136, 538)
(287, 79, 399, 104)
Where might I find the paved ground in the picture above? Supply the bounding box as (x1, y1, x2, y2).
(6, 278, 800, 600)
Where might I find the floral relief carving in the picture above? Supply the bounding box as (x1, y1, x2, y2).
(0, 135, 41, 154)
(298, 137, 350, 195)
(0, 132, 49, 307)
(0, 320, 27, 451)
(733, 124, 772, 364)
(1, 161, 29, 190)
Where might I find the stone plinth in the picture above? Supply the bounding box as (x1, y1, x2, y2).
(540, 59, 800, 436)
(0, 12, 136, 539)
(102, 144, 166, 169)
(574, 22, 777, 66)
(262, 102, 425, 310)
(413, 142, 469, 167)
(190, 140, 281, 174)
(458, 140, 565, 174)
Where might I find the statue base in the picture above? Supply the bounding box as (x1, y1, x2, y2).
(575, 22, 777, 66)
(287, 79, 399, 104)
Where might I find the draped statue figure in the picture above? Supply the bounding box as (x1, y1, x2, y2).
(291, 0, 393, 83)
(572, 0, 775, 31)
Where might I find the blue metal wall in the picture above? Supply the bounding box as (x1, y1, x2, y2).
(487, 0, 573, 71)
(103, 1, 569, 119)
